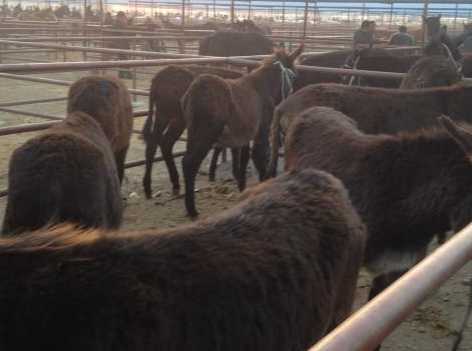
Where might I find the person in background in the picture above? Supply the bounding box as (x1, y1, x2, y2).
(462, 25, 472, 53)
(112, 11, 132, 79)
(353, 20, 374, 49)
(389, 25, 415, 46)
(114, 11, 128, 29)
(104, 12, 113, 25)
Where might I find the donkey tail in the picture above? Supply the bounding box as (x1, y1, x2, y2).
(181, 74, 233, 134)
(141, 88, 156, 143)
(267, 106, 284, 178)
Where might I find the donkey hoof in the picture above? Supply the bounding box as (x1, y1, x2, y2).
(238, 183, 246, 192)
(209, 175, 216, 182)
(172, 188, 180, 196)
(187, 212, 199, 220)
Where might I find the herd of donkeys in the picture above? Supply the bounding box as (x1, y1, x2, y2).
(0, 32, 472, 350)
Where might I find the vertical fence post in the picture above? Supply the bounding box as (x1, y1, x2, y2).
(422, 0, 429, 45)
(82, 0, 87, 62)
(454, 3, 459, 31)
(181, 0, 185, 28)
(302, 0, 309, 40)
(230, 0, 235, 23)
(282, 0, 286, 28)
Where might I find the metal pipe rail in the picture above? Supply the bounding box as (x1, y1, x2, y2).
(0, 39, 202, 59)
(311, 222, 472, 351)
(0, 109, 149, 136)
(0, 49, 57, 54)
(0, 96, 67, 107)
(0, 39, 279, 61)
(0, 73, 150, 97)
(2, 35, 203, 42)
(0, 56, 408, 80)
(0, 108, 148, 124)
(0, 57, 231, 73)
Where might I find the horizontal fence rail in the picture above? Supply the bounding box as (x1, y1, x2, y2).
(1, 15, 472, 351)
(311, 222, 472, 351)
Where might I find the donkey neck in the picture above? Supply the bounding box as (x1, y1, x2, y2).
(364, 131, 472, 217)
(244, 63, 281, 100)
(353, 131, 472, 265)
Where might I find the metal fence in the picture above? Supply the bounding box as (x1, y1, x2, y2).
(0, 16, 471, 350)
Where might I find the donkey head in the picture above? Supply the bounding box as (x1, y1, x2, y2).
(464, 22, 472, 34)
(264, 43, 304, 103)
(423, 15, 442, 39)
(438, 115, 472, 231)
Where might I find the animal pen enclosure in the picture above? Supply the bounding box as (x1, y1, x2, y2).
(1, 0, 472, 349)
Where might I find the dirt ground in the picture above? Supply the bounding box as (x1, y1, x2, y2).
(0, 54, 472, 350)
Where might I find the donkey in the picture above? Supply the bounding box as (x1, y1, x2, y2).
(1, 112, 122, 236)
(283, 107, 472, 348)
(293, 49, 352, 90)
(400, 35, 463, 89)
(199, 31, 274, 57)
(182, 44, 303, 217)
(0, 168, 366, 351)
(346, 48, 422, 88)
(142, 65, 243, 198)
(400, 55, 462, 89)
(345, 28, 468, 88)
(295, 48, 422, 90)
(67, 75, 133, 183)
(268, 83, 472, 178)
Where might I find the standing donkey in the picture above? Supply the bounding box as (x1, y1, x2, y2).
(67, 76, 133, 183)
(142, 65, 242, 198)
(181, 44, 303, 217)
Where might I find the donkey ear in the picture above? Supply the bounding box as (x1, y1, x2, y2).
(288, 42, 304, 62)
(438, 115, 472, 155)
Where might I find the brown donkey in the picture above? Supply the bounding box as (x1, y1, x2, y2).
(142, 65, 242, 198)
(0, 168, 365, 351)
(2, 112, 123, 235)
(268, 83, 472, 177)
(284, 107, 472, 349)
(181, 44, 303, 217)
(67, 75, 133, 183)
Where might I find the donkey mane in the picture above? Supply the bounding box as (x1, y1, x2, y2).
(0, 224, 104, 252)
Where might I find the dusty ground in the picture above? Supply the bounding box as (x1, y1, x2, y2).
(0, 52, 471, 350)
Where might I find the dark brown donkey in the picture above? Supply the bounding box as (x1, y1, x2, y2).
(1, 112, 123, 235)
(0, 168, 365, 351)
(400, 55, 461, 89)
(400, 34, 463, 89)
(182, 44, 303, 217)
(67, 75, 133, 183)
(268, 83, 472, 177)
(284, 107, 472, 349)
(142, 65, 242, 198)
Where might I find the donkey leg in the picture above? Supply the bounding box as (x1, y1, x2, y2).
(369, 271, 406, 301)
(182, 142, 215, 218)
(251, 140, 270, 181)
(368, 270, 407, 351)
(209, 147, 223, 182)
(161, 120, 185, 195)
(222, 148, 228, 163)
(143, 138, 159, 199)
(183, 124, 224, 217)
(237, 145, 251, 192)
(437, 232, 447, 245)
(231, 148, 241, 182)
(115, 145, 129, 184)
